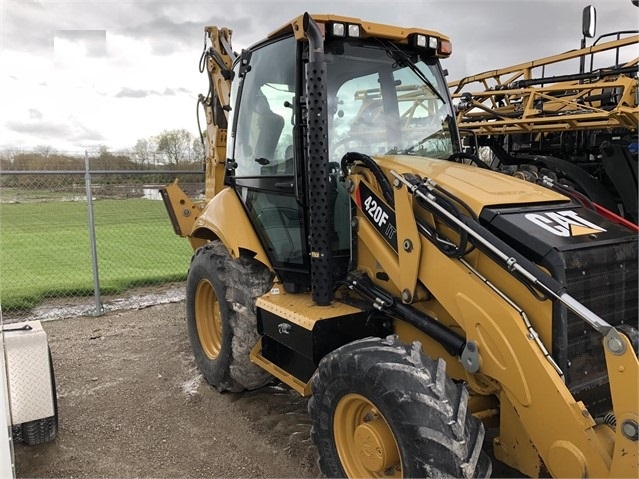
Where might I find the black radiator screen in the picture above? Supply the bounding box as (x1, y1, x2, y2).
(561, 241, 638, 412)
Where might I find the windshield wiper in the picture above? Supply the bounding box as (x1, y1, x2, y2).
(379, 39, 446, 105)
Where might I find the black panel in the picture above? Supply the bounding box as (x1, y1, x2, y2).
(259, 309, 315, 359)
(560, 242, 637, 414)
(257, 306, 392, 381)
(480, 203, 634, 264)
(261, 336, 317, 383)
(480, 203, 638, 415)
(355, 182, 398, 252)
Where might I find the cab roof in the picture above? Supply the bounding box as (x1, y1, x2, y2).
(268, 13, 450, 45)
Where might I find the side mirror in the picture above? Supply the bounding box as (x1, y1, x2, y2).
(582, 5, 597, 38)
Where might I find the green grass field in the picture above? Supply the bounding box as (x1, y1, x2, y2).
(0, 198, 193, 311)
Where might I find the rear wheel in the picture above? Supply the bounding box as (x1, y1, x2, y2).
(186, 241, 273, 392)
(308, 335, 492, 478)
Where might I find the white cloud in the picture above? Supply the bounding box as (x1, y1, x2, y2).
(0, 0, 637, 152)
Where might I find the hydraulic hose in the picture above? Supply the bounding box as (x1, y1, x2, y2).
(341, 152, 395, 206)
(346, 275, 466, 357)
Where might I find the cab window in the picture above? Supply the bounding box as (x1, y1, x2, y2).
(231, 37, 296, 177)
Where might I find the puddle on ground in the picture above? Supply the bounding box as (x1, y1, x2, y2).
(4, 286, 186, 323)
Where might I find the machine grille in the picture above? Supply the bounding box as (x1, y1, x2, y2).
(562, 241, 638, 402)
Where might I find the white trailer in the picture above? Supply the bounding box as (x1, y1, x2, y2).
(1, 312, 58, 478)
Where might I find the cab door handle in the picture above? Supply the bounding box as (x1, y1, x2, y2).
(275, 181, 295, 190)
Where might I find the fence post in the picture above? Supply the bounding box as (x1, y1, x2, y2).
(85, 151, 104, 316)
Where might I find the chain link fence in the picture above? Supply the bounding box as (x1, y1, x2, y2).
(0, 157, 204, 320)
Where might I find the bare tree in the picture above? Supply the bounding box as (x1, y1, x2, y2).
(0, 147, 17, 170)
(154, 129, 194, 165)
(97, 145, 111, 158)
(34, 144, 57, 158)
(192, 136, 204, 163)
(133, 138, 152, 165)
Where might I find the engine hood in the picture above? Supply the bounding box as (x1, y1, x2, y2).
(375, 155, 568, 213)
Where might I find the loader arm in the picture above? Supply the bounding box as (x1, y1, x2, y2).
(344, 151, 637, 477)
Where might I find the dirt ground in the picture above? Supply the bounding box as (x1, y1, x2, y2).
(13, 300, 321, 478)
(12, 290, 520, 478)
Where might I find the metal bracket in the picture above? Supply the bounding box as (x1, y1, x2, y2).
(461, 340, 480, 373)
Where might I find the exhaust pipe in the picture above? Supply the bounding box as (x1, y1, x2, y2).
(303, 13, 333, 306)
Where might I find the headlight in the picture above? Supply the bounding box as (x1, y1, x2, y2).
(329, 22, 362, 38)
(415, 34, 427, 48)
(331, 23, 345, 37)
(348, 24, 361, 37)
(413, 34, 439, 51)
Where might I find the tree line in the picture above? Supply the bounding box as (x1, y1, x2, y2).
(0, 129, 204, 171)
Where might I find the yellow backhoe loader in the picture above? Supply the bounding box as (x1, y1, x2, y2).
(162, 13, 638, 478)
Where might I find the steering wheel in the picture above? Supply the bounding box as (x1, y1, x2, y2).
(332, 137, 366, 160)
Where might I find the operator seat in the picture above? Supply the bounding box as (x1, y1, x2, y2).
(252, 92, 285, 161)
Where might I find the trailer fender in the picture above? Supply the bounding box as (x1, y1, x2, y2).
(4, 321, 55, 425)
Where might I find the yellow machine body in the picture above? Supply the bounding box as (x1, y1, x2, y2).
(163, 12, 639, 478)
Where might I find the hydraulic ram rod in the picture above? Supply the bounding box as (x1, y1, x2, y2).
(390, 170, 613, 336)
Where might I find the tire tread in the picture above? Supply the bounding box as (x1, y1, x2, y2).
(309, 335, 492, 478)
(187, 241, 273, 392)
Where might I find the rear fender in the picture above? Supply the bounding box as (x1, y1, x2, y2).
(193, 188, 271, 266)
(161, 181, 270, 266)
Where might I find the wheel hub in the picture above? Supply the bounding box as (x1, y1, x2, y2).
(353, 417, 399, 473)
(334, 393, 401, 477)
(194, 279, 222, 359)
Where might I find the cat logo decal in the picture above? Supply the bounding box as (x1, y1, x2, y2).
(525, 210, 607, 237)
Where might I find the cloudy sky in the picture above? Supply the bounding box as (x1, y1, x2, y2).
(1, 0, 637, 153)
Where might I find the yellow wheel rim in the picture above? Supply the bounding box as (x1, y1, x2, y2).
(334, 393, 402, 478)
(194, 279, 223, 359)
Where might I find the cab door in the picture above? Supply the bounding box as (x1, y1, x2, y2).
(226, 35, 311, 291)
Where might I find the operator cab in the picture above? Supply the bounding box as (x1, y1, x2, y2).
(224, 15, 456, 293)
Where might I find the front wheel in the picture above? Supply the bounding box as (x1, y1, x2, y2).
(308, 336, 491, 478)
